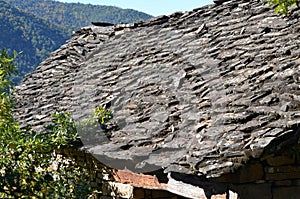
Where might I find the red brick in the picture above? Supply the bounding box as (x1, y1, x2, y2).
(114, 169, 166, 189)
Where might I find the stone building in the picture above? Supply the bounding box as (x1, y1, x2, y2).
(14, 0, 300, 198)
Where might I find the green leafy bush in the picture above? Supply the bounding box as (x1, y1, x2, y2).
(264, 0, 298, 15)
(94, 105, 113, 125)
(0, 50, 100, 198)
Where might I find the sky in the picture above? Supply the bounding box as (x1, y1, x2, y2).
(56, 0, 214, 16)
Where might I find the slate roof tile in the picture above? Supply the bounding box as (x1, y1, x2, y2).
(13, 0, 300, 179)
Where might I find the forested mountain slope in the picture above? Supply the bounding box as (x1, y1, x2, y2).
(5, 0, 153, 32)
(0, 0, 69, 83)
(2, 0, 152, 83)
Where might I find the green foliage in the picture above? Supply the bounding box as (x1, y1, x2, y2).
(45, 112, 79, 147)
(264, 0, 298, 15)
(0, 50, 18, 129)
(94, 105, 113, 125)
(77, 105, 113, 128)
(0, 50, 100, 198)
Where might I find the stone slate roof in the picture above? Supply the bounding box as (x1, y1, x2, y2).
(14, 0, 300, 179)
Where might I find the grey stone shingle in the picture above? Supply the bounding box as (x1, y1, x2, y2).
(13, 0, 300, 178)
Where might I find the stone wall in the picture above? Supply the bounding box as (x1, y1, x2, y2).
(61, 145, 300, 199)
(214, 144, 300, 199)
(133, 188, 177, 199)
(60, 148, 119, 198)
(61, 148, 182, 199)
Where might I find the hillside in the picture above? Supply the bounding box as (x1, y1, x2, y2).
(2, 0, 152, 83)
(0, 0, 69, 83)
(5, 0, 153, 32)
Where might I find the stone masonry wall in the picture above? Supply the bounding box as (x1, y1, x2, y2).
(61, 145, 300, 199)
(214, 145, 300, 199)
(62, 149, 181, 199)
(60, 148, 119, 198)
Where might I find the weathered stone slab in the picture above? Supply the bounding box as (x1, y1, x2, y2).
(12, 0, 300, 191)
